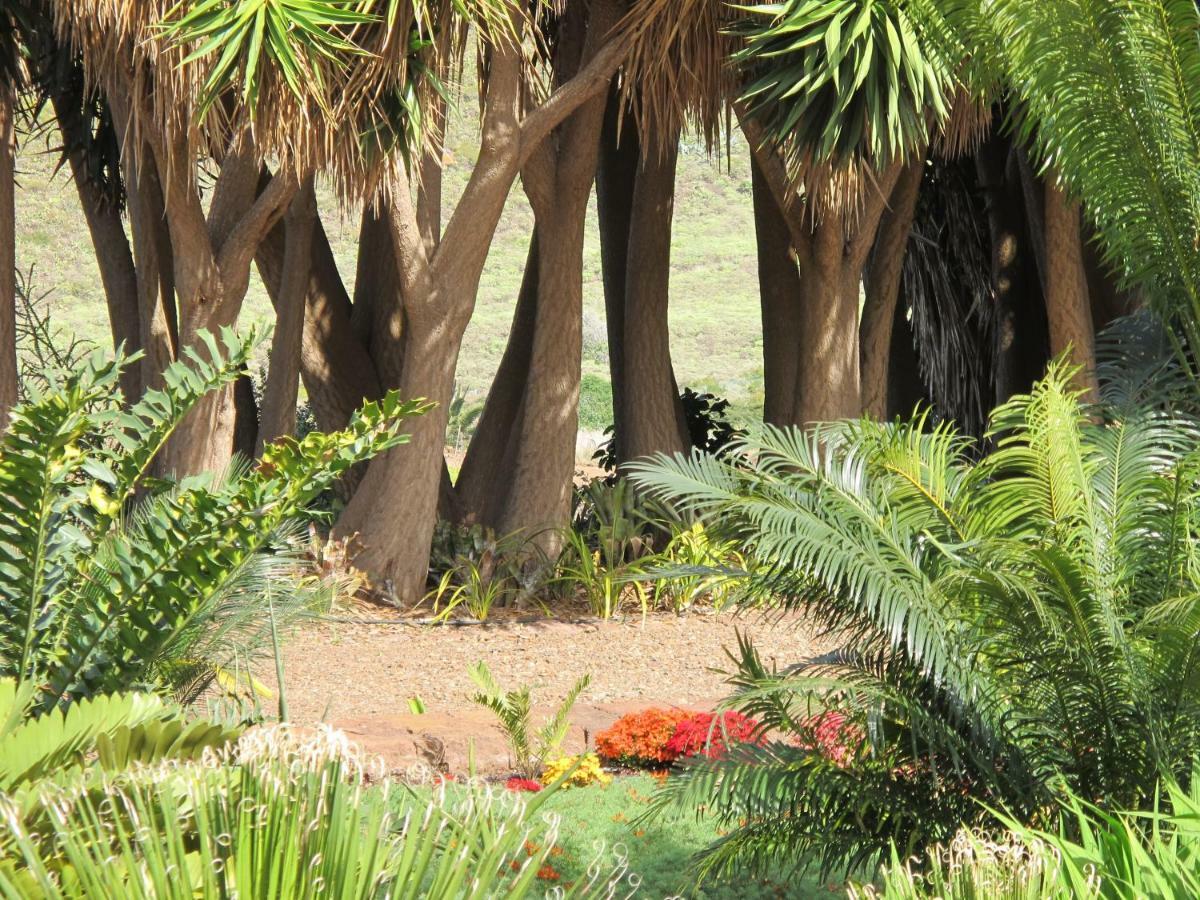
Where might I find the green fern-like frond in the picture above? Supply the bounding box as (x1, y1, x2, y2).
(0, 332, 426, 710)
(632, 362, 1200, 876)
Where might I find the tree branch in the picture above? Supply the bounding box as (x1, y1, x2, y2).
(216, 168, 299, 303)
(517, 20, 630, 166)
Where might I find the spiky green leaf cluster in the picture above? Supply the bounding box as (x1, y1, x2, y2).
(162, 0, 376, 116)
(0, 727, 632, 898)
(735, 0, 955, 169)
(630, 362, 1200, 878)
(0, 328, 426, 710)
(469, 661, 590, 779)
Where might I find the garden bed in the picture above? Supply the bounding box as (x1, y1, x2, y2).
(276, 606, 828, 777)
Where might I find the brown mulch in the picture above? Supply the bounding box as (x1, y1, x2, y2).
(274, 606, 831, 775)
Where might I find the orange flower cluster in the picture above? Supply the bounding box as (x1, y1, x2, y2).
(595, 708, 691, 766)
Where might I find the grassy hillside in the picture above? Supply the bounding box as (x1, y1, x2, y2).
(13, 97, 765, 431)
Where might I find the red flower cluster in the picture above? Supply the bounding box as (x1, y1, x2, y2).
(504, 776, 543, 793)
(665, 710, 762, 760)
(794, 711, 864, 767)
(595, 708, 691, 766)
(596, 708, 763, 767)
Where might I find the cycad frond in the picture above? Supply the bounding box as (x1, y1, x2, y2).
(633, 365, 1200, 875)
(978, 0, 1200, 368)
(0, 334, 424, 710)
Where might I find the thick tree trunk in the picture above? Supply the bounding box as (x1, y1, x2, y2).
(337, 0, 629, 599)
(1043, 178, 1098, 399)
(255, 208, 383, 432)
(257, 180, 316, 453)
(596, 87, 639, 458)
(337, 314, 463, 602)
(794, 221, 863, 424)
(352, 202, 405, 387)
(455, 231, 539, 526)
(0, 83, 15, 425)
(51, 92, 142, 401)
(497, 205, 587, 544)
(751, 156, 803, 427)
(975, 134, 1050, 405)
(232, 372, 258, 458)
(498, 76, 611, 544)
(740, 111, 903, 427)
(860, 154, 926, 419)
(622, 130, 687, 461)
(125, 157, 177, 392)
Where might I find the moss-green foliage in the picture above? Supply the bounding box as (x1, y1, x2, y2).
(578, 373, 614, 432)
(631, 361, 1200, 879)
(0, 331, 425, 710)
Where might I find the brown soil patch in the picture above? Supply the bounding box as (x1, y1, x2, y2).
(278, 608, 829, 776)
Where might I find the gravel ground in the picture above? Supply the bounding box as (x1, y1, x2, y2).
(278, 606, 830, 724)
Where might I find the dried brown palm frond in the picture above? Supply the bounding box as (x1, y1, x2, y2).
(53, 0, 516, 202)
(933, 86, 992, 159)
(616, 0, 736, 153)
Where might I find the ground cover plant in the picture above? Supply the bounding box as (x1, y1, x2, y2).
(419, 774, 843, 898)
(632, 361, 1200, 880)
(468, 661, 590, 779)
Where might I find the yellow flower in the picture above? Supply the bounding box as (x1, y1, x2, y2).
(541, 752, 611, 788)
(88, 483, 121, 517)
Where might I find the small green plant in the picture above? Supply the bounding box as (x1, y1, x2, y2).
(856, 830, 1070, 899)
(554, 527, 654, 619)
(656, 521, 746, 613)
(468, 661, 590, 779)
(446, 384, 485, 450)
(0, 678, 239, 797)
(425, 523, 546, 620)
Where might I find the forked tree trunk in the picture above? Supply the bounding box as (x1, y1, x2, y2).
(498, 10, 613, 544)
(51, 91, 141, 401)
(596, 87, 639, 459)
(496, 203, 588, 544)
(0, 82, 16, 425)
(622, 128, 688, 461)
(860, 153, 926, 419)
(740, 110, 903, 426)
(455, 231, 539, 527)
(337, 0, 630, 601)
(793, 221, 864, 424)
(257, 180, 317, 452)
(751, 156, 803, 427)
(256, 205, 383, 432)
(109, 94, 177, 401)
(1043, 178, 1098, 399)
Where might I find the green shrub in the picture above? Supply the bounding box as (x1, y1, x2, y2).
(631, 363, 1200, 879)
(866, 775, 1200, 898)
(0, 677, 238, 797)
(0, 330, 424, 710)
